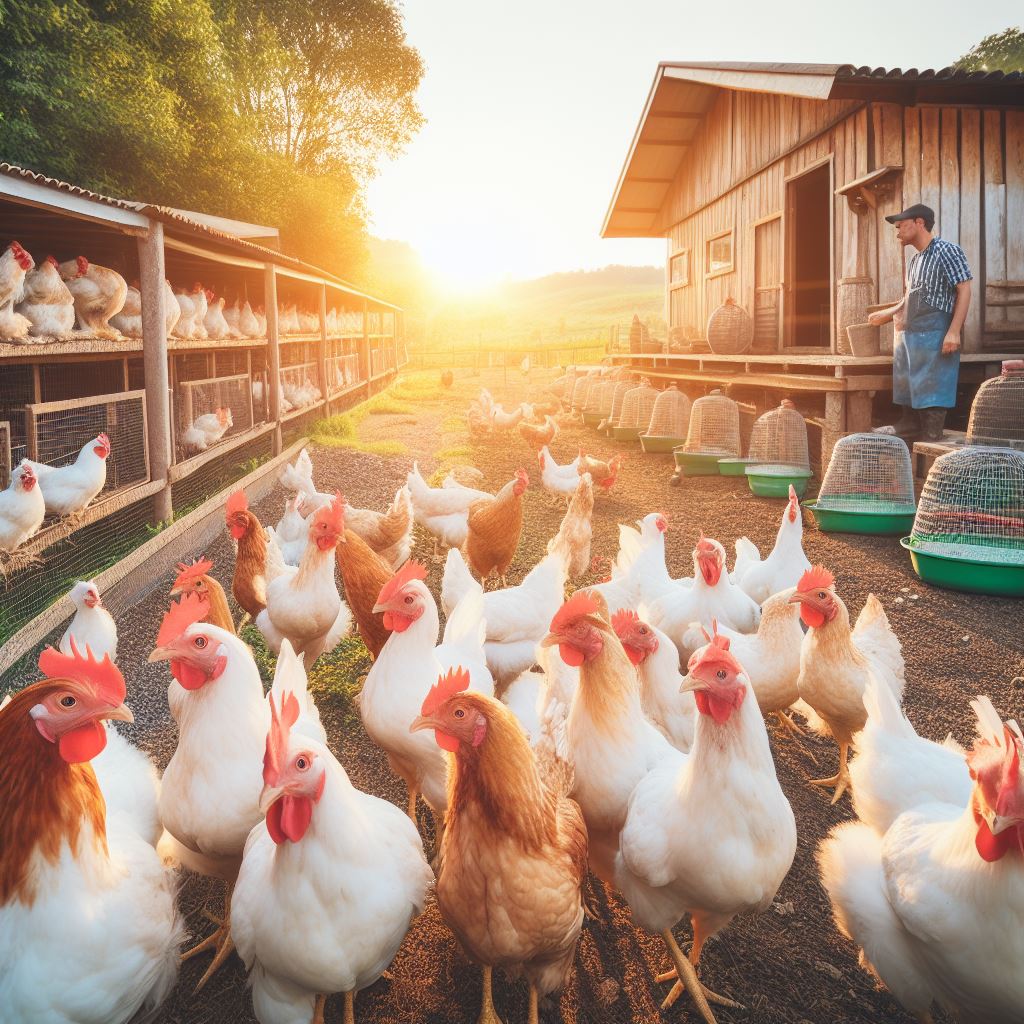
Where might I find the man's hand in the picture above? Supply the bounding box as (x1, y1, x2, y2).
(867, 310, 889, 327)
(941, 332, 961, 355)
(893, 307, 905, 332)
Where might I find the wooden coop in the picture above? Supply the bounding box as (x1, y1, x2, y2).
(602, 62, 1024, 465)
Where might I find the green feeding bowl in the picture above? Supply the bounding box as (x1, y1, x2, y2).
(640, 434, 685, 453)
(611, 425, 644, 441)
(582, 411, 604, 427)
(746, 464, 813, 498)
(673, 450, 726, 476)
(900, 537, 1024, 597)
(718, 457, 763, 477)
(803, 500, 917, 536)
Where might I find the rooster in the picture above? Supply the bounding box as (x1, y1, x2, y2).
(411, 669, 588, 1024)
(0, 461, 46, 552)
(407, 461, 492, 561)
(58, 257, 127, 339)
(336, 524, 394, 660)
(732, 485, 812, 604)
(615, 629, 797, 1023)
(546, 472, 594, 579)
(0, 643, 183, 1023)
(232, 689, 432, 1024)
(0, 240, 34, 341)
(791, 565, 905, 803)
(182, 407, 233, 454)
(169, 556, 235, 633)
(17, 255, 76, 339)
(60, 580, 118, 661)
(225, 489, 268, 623)
(518, 414, 558, 450)
(464, 468, 529, 588)
(26, 432, 110, 517)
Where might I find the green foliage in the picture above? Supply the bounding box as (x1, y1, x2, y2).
(956, 26, 1024, 71)
(441, 414, 468, 432)
(433, 444, 473, 460)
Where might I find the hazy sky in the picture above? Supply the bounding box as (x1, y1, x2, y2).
(366, 0, 1019, 289)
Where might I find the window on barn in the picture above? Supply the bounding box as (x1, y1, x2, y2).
(706, 231, 734, 277)
(669, 249, 689, 288)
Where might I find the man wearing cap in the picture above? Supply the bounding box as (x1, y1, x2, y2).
(868, 203, 972, 442)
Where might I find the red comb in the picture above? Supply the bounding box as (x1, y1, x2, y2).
(550, 591, 600, 634)
(263, 690, 300, 787)
(157, 591, 209, 646)
(97, 433, 110, 448)
(45, 254, 59, 268)
(516, 468, 529, 483)
(611, 608, 640, 636)
(76, 255, 88, 275)
(421, 666, 470, 717)
(687, 622, 742, 677)
(311, 492, 345, 534)
(38, 638, 126, 706)
(173, 557, 213, 589)
(377, 559, 427, 606)
(225, 489, 248, 517)
(798, 565, 835, 593)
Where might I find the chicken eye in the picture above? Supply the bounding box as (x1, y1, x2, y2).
(60, 694, 77, 708)
(818, 591, 826, 600)
(195, 580, 205, 589)
(404, 595, 414, 605)
(716, 669, 727, 680)
(639, 627, 648, 635)
(194, 636, 208, 649)
(295, 756, 309, 771)
(454, 708, 465, 719)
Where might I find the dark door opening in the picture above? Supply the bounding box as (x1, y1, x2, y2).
(786, 163, 831, 348)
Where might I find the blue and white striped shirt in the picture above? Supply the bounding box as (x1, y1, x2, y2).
(906, 237, 972, 315)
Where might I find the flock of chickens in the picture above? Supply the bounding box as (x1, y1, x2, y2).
(1, 379, 1021, 1024)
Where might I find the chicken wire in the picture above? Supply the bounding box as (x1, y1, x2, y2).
(966, 361, 1024, 450)
(616, 379, 659, 430)
(571, 374, 596, 410)
(0, 364, 33, 462)
(681, 390, 741, 456)
(170, 431, 274, 519)
(584, 379, 617, 417)
(327, 353, 362, 393)
(643, 384, 691, 438)
(909, 446, 1024, 564)
(608, 380, 634, 425)
(747, 401, 810, 468)
(280, 363, 323, 412)
(172, 374, 253, 461)
(815, 433, 917, 513)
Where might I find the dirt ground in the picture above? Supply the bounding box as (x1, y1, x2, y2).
(24, 367, 1023, 1024)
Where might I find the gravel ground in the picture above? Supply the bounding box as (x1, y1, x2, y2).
(21, 367, 1023, 1024)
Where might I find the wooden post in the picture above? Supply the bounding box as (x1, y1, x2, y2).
(821, 392, 846, 469)
(265, 265, 282, 455)
(360, 299, 370, 391)
(138, 221, 172, 523)
(318, 284, 330, 415)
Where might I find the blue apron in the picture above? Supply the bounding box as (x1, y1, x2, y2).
(892, 290, 958, 409)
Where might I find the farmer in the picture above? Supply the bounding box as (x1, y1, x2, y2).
(868, 203, 972, 442)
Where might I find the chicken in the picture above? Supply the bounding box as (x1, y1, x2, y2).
(26, 432, 110, 517)
(172, 288, 198, 339)
(732, 486, 812, 604)
(58, 257, 127, 339)
(256, 495, 352, 671)
(204, 292, 231, 340)
(500, 641, 579, 752)
(190, 284, 209, 340)
(17, 255, 76, 338)
(232, 689, 431, 1024)
(586, 512, 675, 613)
(492, 403, 524, 430)
(819, 689, 1024, 1023)
(407, 461, 492, 561)
(464, 468, 529, 588)
(612, 610, 696, 753)
(279, 447, 333, 511)
(578, 450, 623, 491)
(440, 368, 454, 388)
(792, 565, 906, 803)
(0, 240, 34, 341)
(344, 487, 414, 571)
(149, 599, 325, 989)
(519, 415, 558, 450)
(182, 406, 233, 453)
(169, 556, 235, 634)
(0, 461, 46, 553)
(468, 400, 494, 438)
(615, 630, 797, 1023)
(240, 300, 261, 338)
(60, 580, 118, 661)
(225, 489, 268, 622)
(411, 669, 588, 1024)
(443, 547, 568, 688)
(537, 446, 581, 502)
(0, 643, 183, 1023)
(360, 560, 493, 821)
(255, 306, 268, 336)
(224, 299, 242, 336)
(110, 283, 143, 337)
(162, 280, 181, 335)
(270, 493, 308, 566)
(336, 524, 393, 660)
(547, 472, 594, 579)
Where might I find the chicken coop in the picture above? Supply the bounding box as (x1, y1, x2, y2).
(0, 161, 404, 659)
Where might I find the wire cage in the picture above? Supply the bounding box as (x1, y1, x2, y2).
(903, 446, 1024, 595)
(706, 298, 754, 356)
(966, 361, 1024, 450)
(740, 400, 813, 496)
(608, 380, 634, 430)
(612, 378, 658, 440)
(327, 352, 361, 393)
(571, 373, 596, 412)
(584, 379, 617, 426)
(280, 363, 323, 415)
(640, 384, 691, 452)
(172, 373, 254, 461)
(677, 389, 740, 462)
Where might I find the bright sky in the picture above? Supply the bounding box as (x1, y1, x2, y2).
(367, 0, 1019, 290)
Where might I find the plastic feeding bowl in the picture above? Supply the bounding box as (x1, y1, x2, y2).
(803, 433, 917, 535)
(606, 380, 634, 435)
(583, 379, 617, 427)
(640, 384, 691, 453)
(672, 389, 741, 477)
(900, 446, 1024, 596)
(612, 379, 658, 440)
(966, 360, 1024, 450)
(736, 400, 812, 496)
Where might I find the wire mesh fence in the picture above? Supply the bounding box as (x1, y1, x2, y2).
(170, 431, 275, 522)
(173, 374, 254, 461)
(280, 362, 323, 412)
(816, 433, 917, 513)
(328, 353, 362, 393)
(0, 420, 10, 490)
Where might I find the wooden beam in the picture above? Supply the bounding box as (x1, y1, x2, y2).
(0, 175, 149, 233)
(648, 110, 705, 120)
(264, 264, 282, 455)
(318, 284, 330, 416)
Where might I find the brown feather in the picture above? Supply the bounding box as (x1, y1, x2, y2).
(231, 510, 267, 618)
(336, 529, 393, 659)
(464, 479, 525, 581)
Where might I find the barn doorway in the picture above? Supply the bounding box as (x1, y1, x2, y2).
(785, 161, 833, 349)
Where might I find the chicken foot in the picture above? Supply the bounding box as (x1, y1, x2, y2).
(809, 741, 852, 804)
(477, 965, 505, 1024)
(312, 994, 326, 1024)
(657, 930, 742, 1024)
(527, 983, 539, 1024)
(184, 883, 236, 992)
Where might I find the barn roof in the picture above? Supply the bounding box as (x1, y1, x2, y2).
(603, 61, 1024, 238)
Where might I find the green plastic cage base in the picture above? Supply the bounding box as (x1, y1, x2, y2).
(582, 411, 604, 427)
(746, 465, 813, 498)
(718, 457, 762, 477)
(640, 433, 684, 452)
(900, 538, 1024, 597)
(803, 501, 917, 536)
(673, 451, 725, 476)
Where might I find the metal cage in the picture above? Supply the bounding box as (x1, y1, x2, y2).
(966, 361, 1024, 450)
(616, 379, 658, 431)
(681, 390, 741, 456)
(643, 384, 692, 439)
(816, 433, 917, 513)
(747, 400, 810, 468)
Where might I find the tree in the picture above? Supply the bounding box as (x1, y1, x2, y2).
(956, 26, 1024, 72)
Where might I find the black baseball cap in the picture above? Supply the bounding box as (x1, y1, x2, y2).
(885, 203, 935, 231)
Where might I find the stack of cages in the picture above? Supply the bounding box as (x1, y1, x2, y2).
(740, 400, 813, 497)
(966, 360, 1024, 450)
(640, 384, 691, 452)
(606, 379, 634, 437)
(172, 350, 253, 464)
(674, 389, 740, 477)
(902, 446, 1024, 595)
(612, 378, 658, 440)
(805, 433, 917, 535)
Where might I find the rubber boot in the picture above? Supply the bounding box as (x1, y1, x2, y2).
(874, 405, 920, 440)
(919, 408, 948, 443)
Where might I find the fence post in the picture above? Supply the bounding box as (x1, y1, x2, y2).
(264, 264, 282, 455)
(318, 284, 330, 416)
(138, 220, 172, 523)
(360, 300, 370, 390)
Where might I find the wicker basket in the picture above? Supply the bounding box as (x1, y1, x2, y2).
(706, 298, 753, 356)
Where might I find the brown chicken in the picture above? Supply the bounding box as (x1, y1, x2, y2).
(464, 469, 529, 588)
(169, 556, 235, 634)
(578, 450, 623, 491)
(518, 415, 558, 450)
(336, 528, 393, 659)
(410, 668, 588, 1024)
(546, 473, 594, 580)
(57, 257, 128, 340)
(224, 489, 267, 622)
(344, 486, 413, 570)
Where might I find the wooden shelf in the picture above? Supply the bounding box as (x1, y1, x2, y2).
(836, 165, 903, 212)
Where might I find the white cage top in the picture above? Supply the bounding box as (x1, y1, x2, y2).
(682, 390, 741, 456)
(816, 432, 916, 513)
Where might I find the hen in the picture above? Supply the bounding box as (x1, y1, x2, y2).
(232, 690, 431, 1024)
(464, 468, 529, 588)
(345, 486, 414, 570)
(578, 450, 622, 492)
(0, 240, 34, 341)
(60, 579, 118, 661)
(169, 556, 235, 633)
(407, 461, 492, 561)
(110, 283, 143, 338)
(546, 472, 594, 580)
(0, 461, 46, 552)
(182, 407, 232, 454)
(17, 255, 76, 339)
(336, 524, 393, 660)
(26, 432, 110, 517)
(225, 489, 268, 622)
(518, 415, 558, 450)
(537, 446, 580, 502)
(270, 493, 308, 567)
(732, 485, 812, 604)
(172, 288, 198, 339)
(58, 257, 127, 339)
(204, 291, 230, 340)
(412, 669, 588, 1024)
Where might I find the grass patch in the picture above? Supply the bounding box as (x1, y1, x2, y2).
(316, 437, 409, 457)
(433, 444, 473, 461)
(311, 413, 357, 442)
(441, 414, 467, 432)
(365, 396, 414, 416)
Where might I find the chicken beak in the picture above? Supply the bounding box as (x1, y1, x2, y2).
(539, 632, 558, 650)
(409, 714, 435, 735)
(168, 586, 183, 597)
(371, 601, 388, 615)
(989, 813, 1023, 836)
(105, 702, 135, 724)
(788, 591, 809, 606)
(148, 645, 174, 664)
(258, 783, 285, 816)
(679, 674, 706, 695)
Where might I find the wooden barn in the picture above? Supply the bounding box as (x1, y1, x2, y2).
(602, 62, 1024, 462)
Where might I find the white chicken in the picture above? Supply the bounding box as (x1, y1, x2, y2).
(190, 284, 209, 340)
(732, 485, 812, 604)
(0, 461, 46, 552)
(231, 689, 433, 1024)
(537, 445, 580, 501)
(240, 300, 261, 338)
(17, 255, 76, 339)
(224, 299, 242, 337)
(0, 240, 34, 341)
(172, 288, 197, 339)
(204, 292, 231, 340)
(270, 493, 308, 567)
(110, 283, 143, 338)
(60, 580, 118, 662)
(182, 407, 233, 453)
(492, 403, 524, 430)
(406, 461, 491, 560)
(58, 257, 127, 339)
(26, 432, 110, 517)
(586, 511, 675, 613)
